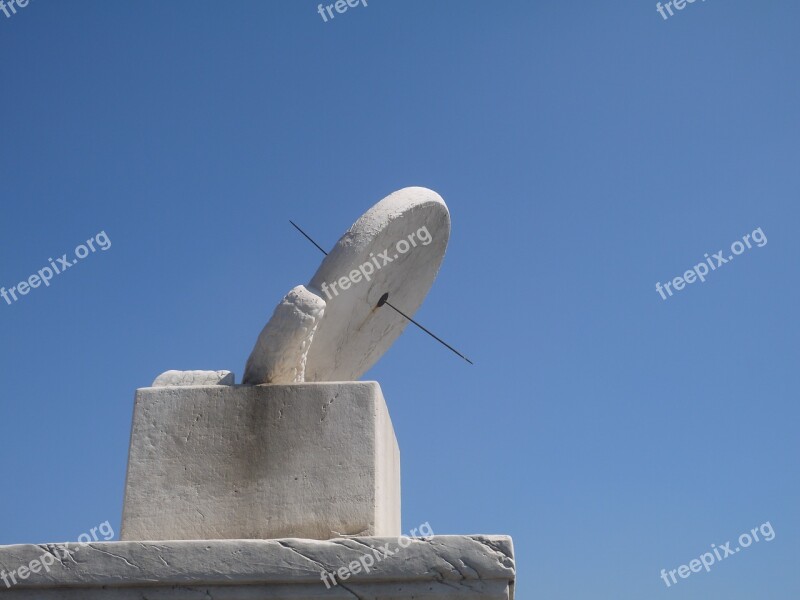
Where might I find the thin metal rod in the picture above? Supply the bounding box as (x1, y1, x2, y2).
(289, 220, 474, 366)
(289, 220, 328, 256)
(384, 300, 474, 365)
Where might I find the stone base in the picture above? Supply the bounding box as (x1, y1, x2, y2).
(0, 535, 515, 599)
(121, 382, 400, 541)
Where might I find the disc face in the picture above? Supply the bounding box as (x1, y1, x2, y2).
(303, 187, 450, 381)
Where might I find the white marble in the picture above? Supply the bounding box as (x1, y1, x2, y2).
(244, 186, 450, 384)
(243, 285, 325, 384)
(0, 536, 515, 599)
(121, 382, 400, 541)
(152, 370, 234, 387)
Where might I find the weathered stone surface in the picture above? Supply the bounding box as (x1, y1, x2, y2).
(0, 535, 515, 599)
(121, 382, 400, 541)
(243, 285, 326, 385)
(244, 187, 451, 384)
(152, 370, 235, 387)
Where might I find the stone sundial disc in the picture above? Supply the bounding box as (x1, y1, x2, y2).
(243, 186, 450, 384)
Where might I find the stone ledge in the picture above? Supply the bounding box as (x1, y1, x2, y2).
(0, 535, 514, 599)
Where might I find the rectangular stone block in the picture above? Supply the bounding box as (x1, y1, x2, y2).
(0, 536, 515, 599)
(121, 382, 400, 541)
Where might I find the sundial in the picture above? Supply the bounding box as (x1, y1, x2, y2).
(8, 184, 514, 597)
(244, 186, 470, 384)
(111, 184, 483, 547)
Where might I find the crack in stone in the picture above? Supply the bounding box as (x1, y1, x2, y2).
(457, 557, 482, 579)
(184, 414, 202, 443)
(329, 539, 364, 552)
(39, 544, 80, 566)
(438, 579, 465, 592)
(36, 545, 69, 569)
(274, 541, 329, 574)
(436, 554, 468, 579)
(423, 539, 475, 581)
(87, 546, 141, 570)
(338, 538, 376, 554)
(468, 537, 515, 571)
(338, 581, 365, 600)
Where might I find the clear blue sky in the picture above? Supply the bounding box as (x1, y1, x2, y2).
(1, 1, 798, 598)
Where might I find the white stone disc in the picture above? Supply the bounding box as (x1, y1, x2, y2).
(303, 187, 450, 381)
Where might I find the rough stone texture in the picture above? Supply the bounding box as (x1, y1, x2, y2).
(121, 382, 400, 541)
(243, 285, 326, 385)
(244, 186, 450, 384)
(152, 370, 235, 387)
(0, 535, 514, 599)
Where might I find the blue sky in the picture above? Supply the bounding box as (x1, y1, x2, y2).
(1, 1, 798, 598)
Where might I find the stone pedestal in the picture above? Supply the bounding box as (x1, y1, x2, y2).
(121, 382, 401, 541)
(0, 536, 515, 599)
(0, 380, 517, 598)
